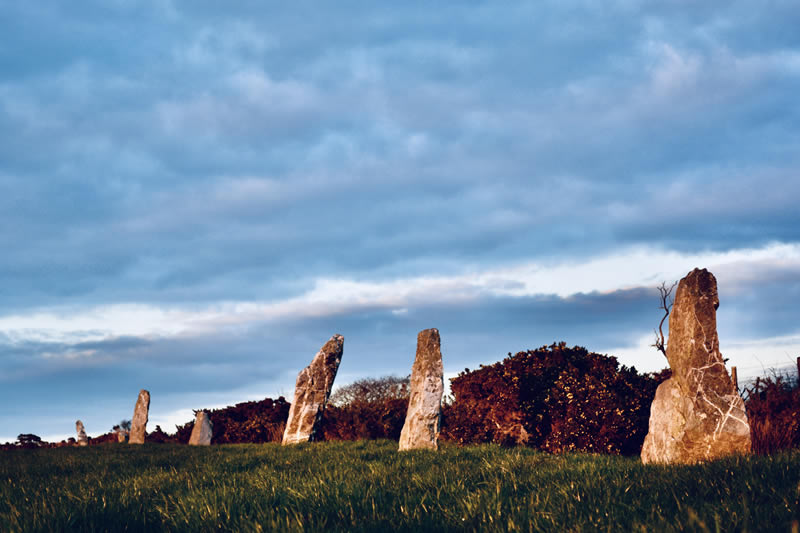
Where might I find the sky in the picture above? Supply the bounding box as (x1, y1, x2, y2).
(1, 1, 799, 443)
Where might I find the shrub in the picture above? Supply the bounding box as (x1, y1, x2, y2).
(15, 434, 43, 449)
(440, 342, 669, 455)
(88, 432, 117, 445)
(328, 376, 409, 407)
(175, 397, 290, 444)
(321, 376, 410, 441)
(744, 371, 800, 454)
(321, 398, 409, 441)
(147, 425, 177, 444)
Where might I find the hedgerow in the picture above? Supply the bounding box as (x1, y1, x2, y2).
(441, 342, 670, 455)
(744, 372, 800, 454)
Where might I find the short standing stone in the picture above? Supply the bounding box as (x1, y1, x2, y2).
(75, 420, 89, 446)
(117, 430, 128, 443)
(399, 328, 444, 451)
(189, 411, 213, 446)
(129, 389, 150, 445)
(641, 268, 751, 464)
(282, 334, 344, 445)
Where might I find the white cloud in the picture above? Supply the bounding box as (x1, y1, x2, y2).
(1, 242, 798, 348)
(228, 69, 319, 110)
(720, 334, 800, 381)
(602, 330, 800, 375)
(0, 305, 212, 344)
(174, 23, 275, 69)
(645, 42, 702, 99)
(155, 70, 322, 139)
(148, 407, 197, 434)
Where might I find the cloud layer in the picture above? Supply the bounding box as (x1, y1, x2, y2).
(1, 1, 799, 441)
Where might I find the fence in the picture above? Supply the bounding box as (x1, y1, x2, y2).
(732, 356, 800, 392)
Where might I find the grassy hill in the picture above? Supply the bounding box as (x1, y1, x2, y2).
(1, 441, 798, 532)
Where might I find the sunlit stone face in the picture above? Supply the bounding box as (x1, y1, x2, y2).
(641, 269, 751, 464)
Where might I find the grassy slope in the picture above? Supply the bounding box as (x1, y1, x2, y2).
(0, 441, 798, 532)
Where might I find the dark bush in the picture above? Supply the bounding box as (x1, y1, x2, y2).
(147, 425, 177, 444)
(321, 376, 409, 441)
(744, 371, 800, 454)
(175, 397, 290, 444)
(321, 398, 409, 441)
(440, 342, 669, 455)
(88, 432, 117, 445)
(15, 434, 43, 449)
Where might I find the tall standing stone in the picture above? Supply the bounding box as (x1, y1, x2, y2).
(282, 334, 344, 445)
(129, 389, 150, 445)
(75, 420, 89, 446)
(641, 268, 751, 464)
(189, 410, 213, 446)
(399, 328, 444, 451)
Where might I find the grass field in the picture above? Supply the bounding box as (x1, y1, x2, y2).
(1, 441, 798, 532)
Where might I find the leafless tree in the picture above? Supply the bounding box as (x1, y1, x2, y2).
(652, 281, 677, 357)
(113, 419, 132, 433)
(328, 375, 410, 407)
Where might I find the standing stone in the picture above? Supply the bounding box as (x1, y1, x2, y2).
(75, 420, 89, 446)
(129, 389, 150, 445)
(282, 334, 344, 445)
(189, 411, 213, 446)
(641, 268, 751, 464)
(399, 328, 444, 451)
(116, 429, 128, 443)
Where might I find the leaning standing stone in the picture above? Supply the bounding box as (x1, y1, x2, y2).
(75, 420, 89, 446)
(129, 389, 150, 445)
(189, 411, 213, 446)
(399, 328, 444, 451)
(641, 268, 751, 464)
(282, 334, 344, 445)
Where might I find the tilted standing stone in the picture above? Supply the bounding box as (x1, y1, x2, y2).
(75, 420, 88, 446)
(129, 389, 150, 445)
(189, 410, 213, 446)
(399, 328, 444, 451)
(282, 334, 344, 445)
(641, 268, 751, 464)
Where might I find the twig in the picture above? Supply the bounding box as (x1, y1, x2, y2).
(652, 281, 677, 358)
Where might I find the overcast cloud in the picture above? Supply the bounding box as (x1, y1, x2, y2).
(1, 1, 799, 442)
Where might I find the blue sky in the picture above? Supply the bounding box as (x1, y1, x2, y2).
(1, 1, 799, 443)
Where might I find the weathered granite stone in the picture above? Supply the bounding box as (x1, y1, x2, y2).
(189, 410, 213, 446)
(399, 328, 444, 451)
(75, 420, 88, 446)
(641, 268, 751, 464)
(282, 334, 344, 445)
(129, 389, 150, 445)
(116, 430, 128, 443)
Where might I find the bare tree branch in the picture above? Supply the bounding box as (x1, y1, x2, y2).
(328, 375, 410, 407)
(651, 281, 677, 358)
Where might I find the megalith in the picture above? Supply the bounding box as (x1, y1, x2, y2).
(189, 410, 213, 446)
(75, 420, 89, 446)
(282, 334, 344, 445)
(129, 389, 150, 444)
(641, 268, 751, 464)
(399, 328, 444, 451)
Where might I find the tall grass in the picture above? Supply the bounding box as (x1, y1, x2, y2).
(1, 441, 798, 532)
